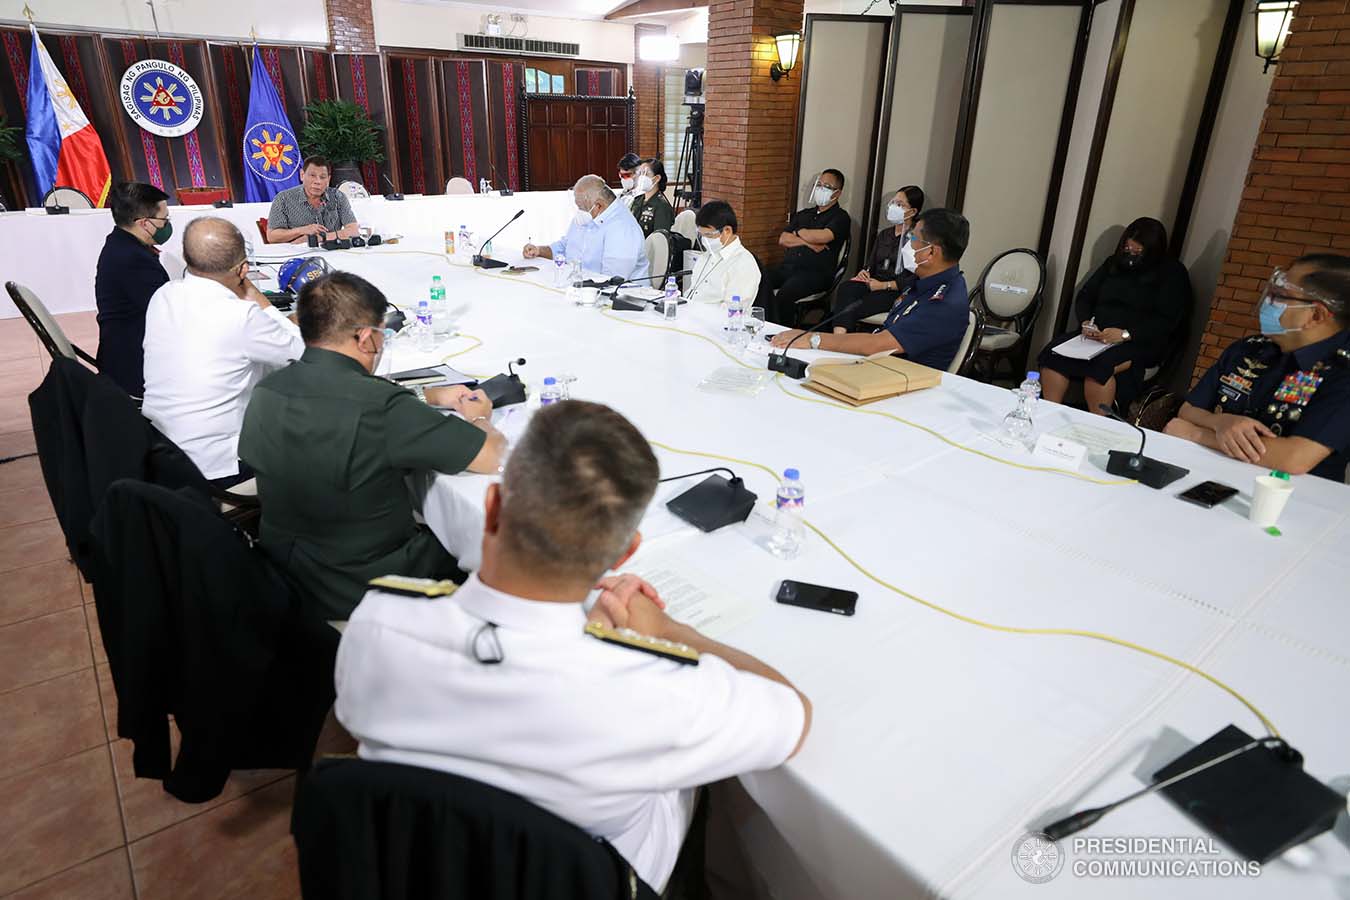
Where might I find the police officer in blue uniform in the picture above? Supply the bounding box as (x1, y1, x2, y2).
(770, 208, 972, 371)
(1165, 254, 1350, 480)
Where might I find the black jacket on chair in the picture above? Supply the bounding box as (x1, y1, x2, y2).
(89, 480, 336, 803)
(27, 357, 208, 579)
(293, 757, 660, 900)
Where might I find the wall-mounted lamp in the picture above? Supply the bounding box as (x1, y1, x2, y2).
(1253, 1, 1297, 74)
(770, 32, 801, 81)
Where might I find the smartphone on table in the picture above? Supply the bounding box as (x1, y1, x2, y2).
(775, 580, 858, 616)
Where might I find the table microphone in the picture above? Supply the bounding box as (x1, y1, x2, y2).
(1097, 404, 1189, 488)
(1041, 734, 1294, 842)
(489, 161, 513, 196)
(767, 299, 864, 380)
(473, 210, 525, 269)
(381, 174, 404, 201)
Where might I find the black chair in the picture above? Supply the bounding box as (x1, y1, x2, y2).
(789, 235, 851, 327)
(6, 281, 98, 367)
(968, 248, 1045, 383)
(293, 757, 660, 900)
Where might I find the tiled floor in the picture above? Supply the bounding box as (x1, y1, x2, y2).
(0, 313, 311, 899)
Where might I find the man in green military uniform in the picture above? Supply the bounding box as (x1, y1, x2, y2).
(1165, 254, 1350, 480)
(240, 272, 506, 620)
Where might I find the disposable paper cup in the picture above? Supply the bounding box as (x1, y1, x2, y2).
(1249, 475, 1294, 527)
(578, 287, 599, 307)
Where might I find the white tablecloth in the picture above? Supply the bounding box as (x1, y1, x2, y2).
(304, 245, 1350, 899)
(0, 192, 575, 318)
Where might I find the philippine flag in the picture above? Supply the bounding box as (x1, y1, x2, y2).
(25, 26, 112, 207)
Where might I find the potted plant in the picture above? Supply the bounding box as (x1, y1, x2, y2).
(0, 115, 23, 210)
(299, 100, 385, 187)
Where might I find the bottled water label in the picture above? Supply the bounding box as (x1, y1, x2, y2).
(775, 493, 803, 511)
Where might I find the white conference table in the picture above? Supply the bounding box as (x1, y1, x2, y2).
(293, 237, 1350, 899)
(0, 191, 574, 318)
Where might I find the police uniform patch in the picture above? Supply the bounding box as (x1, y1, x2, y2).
(900, 299, 919, 317)
(931, 284, 947, 301)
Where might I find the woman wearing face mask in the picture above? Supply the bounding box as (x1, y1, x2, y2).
(1038, 217, 1191, 415)
(830, 185, 924, 334)
(629, 158, 675, 238)
(94, 181, 173, 398)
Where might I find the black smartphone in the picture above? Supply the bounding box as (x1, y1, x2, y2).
(775, 580, 858, 616)
(1177, 480, 1239, 509)
(506, 265, 539, 274)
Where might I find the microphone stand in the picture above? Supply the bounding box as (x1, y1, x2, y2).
(472, 210, 525, 269)
(1097, 404, 1190, 488)
(767, 300, 865, 380)
(381, 173, 404, 201)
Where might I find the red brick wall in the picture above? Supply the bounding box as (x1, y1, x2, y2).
(326, 0, 377, 53)
(1195, 1, 1350, 382)
(634, 25, 665, 159)
(702, 0, 805, 266)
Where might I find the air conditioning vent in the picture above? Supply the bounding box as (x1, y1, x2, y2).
(458, 34, 580, 58)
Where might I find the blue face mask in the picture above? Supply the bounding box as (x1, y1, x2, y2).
(1258, 297, 1314, 336)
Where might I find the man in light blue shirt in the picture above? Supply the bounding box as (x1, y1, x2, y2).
(523, 174, 650, 281)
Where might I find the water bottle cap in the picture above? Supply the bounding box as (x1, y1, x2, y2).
(544, 377, 556, 385)
(731, 295, 741, 302)
(1026, 371, 1040, 381)
(433, 275, 442, 281)
(1269, 469, 1290, 480)
(783, 468, 799, 480)
(417, 299, 429, 308)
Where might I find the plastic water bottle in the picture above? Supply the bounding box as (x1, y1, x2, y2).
(1002, 387, 1034, 447)
(767, 468, 805, 559)
(663, 276, 679, 317)
(429, 275, 451, 336)
(457, 223, 471, 258)
(1019, 371, 1042, 409)
(540, 376, 562, 405)
(553, 254, 569, 288)
(415, 299, 434, 351)
(726, 295, 745, 347)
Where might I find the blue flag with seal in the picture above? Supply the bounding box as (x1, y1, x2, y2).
(241, 47, 301, 202)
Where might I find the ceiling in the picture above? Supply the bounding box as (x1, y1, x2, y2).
(393, 0, 632, 21)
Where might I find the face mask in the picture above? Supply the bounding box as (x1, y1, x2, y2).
(637, 175, 655, 193)
(886, 203, 908, 226)
(901, 239, 918, 273)
(620, 177, 635, 191)
(144, 218, 172, 245)
(1118, 251, 1144, 271)
(700, 232, 722, 254)
(369, 332, 386, 375)
(574, 206, 594, 227)
(812, 185, 836, 207)
(1258, 297, 1316, 336)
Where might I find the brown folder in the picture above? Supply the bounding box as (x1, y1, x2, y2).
(803, 355, 942, 405)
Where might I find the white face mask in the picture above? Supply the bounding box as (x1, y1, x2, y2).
(636, 174, 655, 193)
(574, 205, 594, 227)
(886, 203, 909, 226)
(901, 239, 918, 273)
(812, 185, 836, 207)
(620, 176, 635, 191)
(700, 232, 723, 254)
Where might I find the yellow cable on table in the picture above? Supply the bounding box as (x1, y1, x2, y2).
(772, 372, 1137, 486)
(648, 438, 1279, 737)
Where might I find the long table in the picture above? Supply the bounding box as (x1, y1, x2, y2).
(299, 238, 1350, 899)
(0, 192, 574, 318)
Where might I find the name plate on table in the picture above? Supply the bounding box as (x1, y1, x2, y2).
(1032, 433, 1088, 469)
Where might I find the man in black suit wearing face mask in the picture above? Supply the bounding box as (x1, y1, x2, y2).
(763, 168, 851, 325)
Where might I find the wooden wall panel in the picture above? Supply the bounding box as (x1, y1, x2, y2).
(386, 54, 440, 194)
(332, 53, 391, 193)
(438, 59, 491, 189)
(523, 95, 633, 192)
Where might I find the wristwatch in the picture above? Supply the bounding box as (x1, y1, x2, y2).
(809, 333, 822, 350)
(1121, 330, 1132, 342)
(411, 384, 427, 402)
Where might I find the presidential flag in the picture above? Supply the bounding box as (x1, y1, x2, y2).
(241, 46, 302, 202)
(25, 25, 112, 206)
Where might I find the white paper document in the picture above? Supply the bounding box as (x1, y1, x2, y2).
(619, 557, 759, 640)
(1051, 334, 1111, 360)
